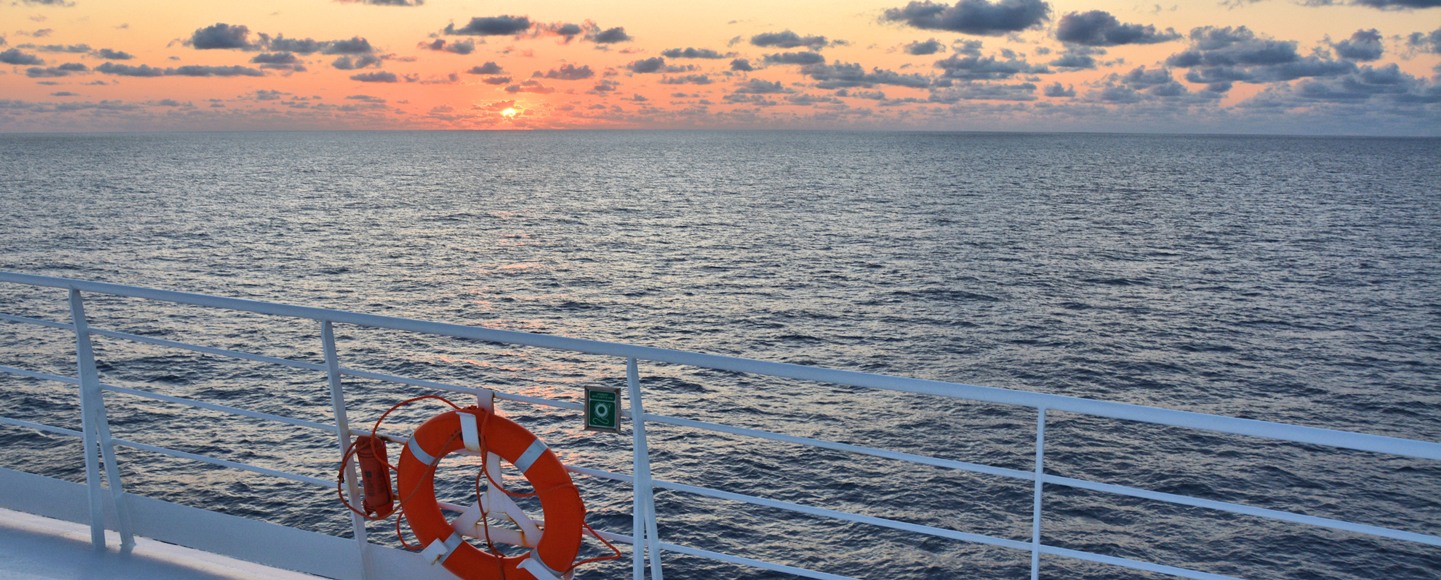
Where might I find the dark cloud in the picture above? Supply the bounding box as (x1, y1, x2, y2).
(251, 52, 299, 65)
(350, 71, 398, 82)
(552, 23, 584, 39)
(1049, 47, 1101, 70)
(881, 0, 1050, 36)
(929, 81, 1038, 102)
(0, 36, 6, 47)
(589, 27, 632, 44)
(189, 23, 256, 50)
(750, 30, 831, 50)
(51, 91, 79, 96)
(324, 37, 374, 55)
(0, 48, 43, 65)
(935, 52, 1048, 80)
(96, 48, 133, 60)
(541, 63, 595, 80)
(19, 0, 74, 5)
(733, 79, 791, 94)
(1332, 29, 1383, 61)
(332, 54, 382, 70)
(26, 63, 87, 77)
(481, 76, 511, 85)
(168, 65, 265, 77)
(803, 62, 933, 88)
(446, 16, 532, 36)
(764, 52, 826, 65)
(730, 58, 754, 72)
(905, 39, 946, 55)
(261, 35, 325, 54)
(1055, 10, 1179, 46)
(627, 57, 665, 73)
(1043, 82, 1075, 97)
(662, 47, 727, 59)
(1292, 64, 1440, 103)
(467, 62, 504, 75)
(96, 62, 164, 77)
(337, 0, 424, 5)
(505, 79, 554, 93)
(1408, 28, 1441, 53)
(1168, 26, 1356, 84)
(1089, 66, 1225, 104)
(659, 74, 714, 85)
(33, 44, 91, 54)
(591, 79, 620, 94)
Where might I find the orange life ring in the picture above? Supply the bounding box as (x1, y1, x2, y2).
(397, 407, 585, 580)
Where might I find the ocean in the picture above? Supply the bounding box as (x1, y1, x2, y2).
(0, 131, 1437, 578)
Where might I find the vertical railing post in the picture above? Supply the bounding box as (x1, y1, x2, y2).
(322, 321, 370, 571)
(68, 288, 134, 551)
(627, 357, 663, 580)
(1030, 407, 1047, 580)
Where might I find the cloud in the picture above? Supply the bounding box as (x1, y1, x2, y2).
(930, 81, 1038, 101)
(1055, 10, 1179, 46)
(733, 79, 792, 94)
(466, 61, 504, 74)
(627, 57, 665, 73)
(480, 76, 511, 85)
(540, 63, 594, 80)
(332, 54, 382, 69)
(662, 47, 727, 59)
(803, 62, 933, 88)
(1304, 0, 1441, 8)
(589, 27, 632, 44)
(1332, 29, 1383, 61)
(1049, 47, 1102, 70)
(730, 58, 754, 71)
(1167, 26, 1356, 84)
(261, 35, 325, 54)
(0, 48, 43, 65)
(590, 79, 619, 94)
(251, 52, 305, 71)
(1408, 28, 1441, 53)
(26, 63, 87, 77)
(1043, 82, 1075, 97)
(505, 79, 554, 93)
(31, 43, 91, 54)
(19, 0, 74, 6)
(95, 62, 164, 76)
(350, 71, 398, 82)
(189, 23, 256, 50)
(905, 39, 946, 55)
(659, 74, 714, 85)
(324, 37, 374, 54)
(337, 0, 424, 5)
(96, 48, 133, 60)
(882, 0, 1050, 36)
(751, 30, 831, 50)
(446, 16, 532, 36)
(764, 51, 826, 65)
(935, 51, 1048, 80)
(168, 65, 265, 77)
(1290, 64, 1440, 103)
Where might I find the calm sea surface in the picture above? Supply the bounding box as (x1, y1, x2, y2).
(1, 131, 1438, 578)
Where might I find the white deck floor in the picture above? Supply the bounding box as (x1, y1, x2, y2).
(0, 507, 320, 580)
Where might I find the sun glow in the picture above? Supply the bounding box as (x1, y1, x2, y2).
(501, 108, 518, 119)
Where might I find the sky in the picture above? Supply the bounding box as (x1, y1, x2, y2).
(1, 0, 1438, 135)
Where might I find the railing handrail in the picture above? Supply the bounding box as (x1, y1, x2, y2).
(3, 271, 1437, 462)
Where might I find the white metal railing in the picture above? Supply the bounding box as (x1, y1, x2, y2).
(0, 271, 1438, 580)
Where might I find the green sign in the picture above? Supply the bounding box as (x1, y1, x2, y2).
(584, 386, 621, 432)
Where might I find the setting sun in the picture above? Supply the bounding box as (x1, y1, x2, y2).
(501, 108, 518, 119)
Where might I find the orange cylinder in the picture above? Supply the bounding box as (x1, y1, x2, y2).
(356, 435, 394, 518)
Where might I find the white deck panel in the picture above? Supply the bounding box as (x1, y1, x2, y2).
(0, 507, 319, 580)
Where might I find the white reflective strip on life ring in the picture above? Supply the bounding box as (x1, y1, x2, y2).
(408, 436, 437, 467)
(513, 438, 548, 474)
(517, 550, 562, 580)
(459, 411, 482, 453)
(420, 532, 464, 566)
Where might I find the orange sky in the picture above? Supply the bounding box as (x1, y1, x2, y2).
(1, 0, 1437, 134)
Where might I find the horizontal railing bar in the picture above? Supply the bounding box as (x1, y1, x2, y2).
(647, 413, 1033, 482)
(0, 312, 73, 330)
(0, 364, 79, 385)
(1046, 474, 1441, 548)
(1039, 545, 1242, 580)
(659, 542, 857, 580)
(101, 383, 337, 434)
(0, 416, 84, 438)
(88, 327, 327, 372)
(653, 479, 1034, 552)
(4, 272, 1434, 461)
(111, 437, 331, 488)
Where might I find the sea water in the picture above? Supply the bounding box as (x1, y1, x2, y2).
(0, 131, 1437, 578)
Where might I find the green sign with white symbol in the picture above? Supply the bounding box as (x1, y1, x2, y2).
(584, 386, 621, 432)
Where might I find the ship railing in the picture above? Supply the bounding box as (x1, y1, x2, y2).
(0, 272, 1437, 580)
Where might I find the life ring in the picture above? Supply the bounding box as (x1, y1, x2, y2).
(397, 407, 585, 580)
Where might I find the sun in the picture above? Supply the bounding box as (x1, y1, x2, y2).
(501, 108, 518, 119)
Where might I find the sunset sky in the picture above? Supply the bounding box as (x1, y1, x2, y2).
(1, 0, 1438, 135)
